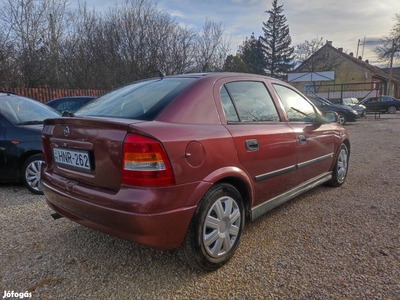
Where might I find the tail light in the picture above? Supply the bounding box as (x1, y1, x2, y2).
(122, 134, 175, 187)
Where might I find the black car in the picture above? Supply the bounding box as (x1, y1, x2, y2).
(307, 96, 358, 125)
(0, 92, 60, 194)
(330, 97, 367, 118)
(46, 96, 96, 113)
(360, 96, 400, 114)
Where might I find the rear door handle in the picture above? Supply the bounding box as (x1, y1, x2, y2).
(245, 139, 259, 151)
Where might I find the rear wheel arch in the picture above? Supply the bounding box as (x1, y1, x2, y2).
(201, 167, 253, 216)
(213, 177, 252, 219)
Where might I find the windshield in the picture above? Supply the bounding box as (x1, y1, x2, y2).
(0, 95, 60, 124)
(76, 77, 197, 120)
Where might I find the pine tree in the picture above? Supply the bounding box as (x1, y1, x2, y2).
(238, 33, 265, 75)
(260, 0, 295, 79)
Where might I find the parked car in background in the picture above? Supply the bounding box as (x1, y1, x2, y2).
(46, 96, 96, 113)
(360, 95, 400, 114)
(307, 96, 358, 125)
(330, 97, 367, 117)
(41, 73, 350, 271)
(0, 91, 60, 194)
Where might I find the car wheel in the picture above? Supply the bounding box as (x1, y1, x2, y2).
(328, 144, 349, 187)
(180, 183, 244, 271)
(21, 154, 44, 195)
(361, 110, 366, 118)
(337, 113, 346, 125)
(387, 106, 396, 114)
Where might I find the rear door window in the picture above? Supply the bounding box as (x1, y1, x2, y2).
(221, 81, 280, 122)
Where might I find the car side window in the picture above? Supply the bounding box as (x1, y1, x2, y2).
(273, 84, 316, 122)
(220, 86, 239, 122)
(223, 81, 280, 122)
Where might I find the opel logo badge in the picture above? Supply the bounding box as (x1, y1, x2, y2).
(63, 126, 70, 137)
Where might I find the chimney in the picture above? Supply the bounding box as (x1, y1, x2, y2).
(326, 40, 332, 45)
(349, 52, 353, 57)
(358, 56, 362, 60)
(338, 47, 343, 52)
(365, 59, 369, 64)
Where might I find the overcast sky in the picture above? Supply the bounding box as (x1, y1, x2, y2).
(71, 0, 399, 66)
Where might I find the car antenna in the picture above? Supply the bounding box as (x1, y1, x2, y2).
(153, 69, 165, 79)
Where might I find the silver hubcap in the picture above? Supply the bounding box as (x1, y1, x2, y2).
(25, 160, 43, 192)
(203, 196, 241, 258)
(388, 106, 396, 114)
(337, 148, 348, 182)
(338, 115, 345, 124)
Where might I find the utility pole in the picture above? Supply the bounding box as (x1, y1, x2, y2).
(388, 39, 395, 96)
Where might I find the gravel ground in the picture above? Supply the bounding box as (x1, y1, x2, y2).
(1, 113, 400, 299)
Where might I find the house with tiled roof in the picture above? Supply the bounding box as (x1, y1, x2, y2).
(382, 67, 400, 81)
(289, 41, 400, 99)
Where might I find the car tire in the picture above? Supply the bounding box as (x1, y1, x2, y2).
(387, 106, 396, 114)
(361, 110, 366, 118)
(180, 183, 244, 271)
(327, 143, 349, 187)
(21, 153, 44, 195)
(337, 113, 346, 125)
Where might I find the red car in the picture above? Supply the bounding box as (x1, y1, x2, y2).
(41, 73, 350, 271)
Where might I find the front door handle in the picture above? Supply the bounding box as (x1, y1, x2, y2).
(298, 135, 306, 144)
(245, 139, 259, 151)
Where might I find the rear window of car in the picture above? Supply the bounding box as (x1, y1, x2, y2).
(76, 78, 196, 120)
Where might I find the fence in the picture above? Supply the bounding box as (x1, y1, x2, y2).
(303, 82, 383, 101)
(0, 87, 109, 103)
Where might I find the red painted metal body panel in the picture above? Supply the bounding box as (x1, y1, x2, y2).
(224, 123, 297, 207)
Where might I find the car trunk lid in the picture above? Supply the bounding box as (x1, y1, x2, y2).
(42, 117, 144, 191)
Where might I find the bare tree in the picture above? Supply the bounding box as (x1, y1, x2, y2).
(375, 14, 400, 67)
(295, 36, 324, 65)
(294, 38, 342, 93)
(0, 0, 69, 87)
(193, 20, 231, 72)
(0, 27, 16, 87)
(59, 0, 199, 89)
(0, 0, 233, 90)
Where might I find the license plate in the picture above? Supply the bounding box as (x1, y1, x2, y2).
(53, 147, 91, 171)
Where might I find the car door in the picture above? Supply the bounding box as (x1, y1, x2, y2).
(271, 84, 335, 186)
(216, 80, 298, 209)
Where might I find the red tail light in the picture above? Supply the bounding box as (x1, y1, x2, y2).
(122, 134, 175, 187)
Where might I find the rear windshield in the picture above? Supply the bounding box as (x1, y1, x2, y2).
(76, 77, 196, 120)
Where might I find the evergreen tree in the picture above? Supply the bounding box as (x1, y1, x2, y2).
(238, 33, 265, 75)
(223, 54, 248, 72)
(260, 0, 295, 79)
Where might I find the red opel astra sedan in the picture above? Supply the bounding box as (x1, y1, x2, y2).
(41, 73, 350, 271)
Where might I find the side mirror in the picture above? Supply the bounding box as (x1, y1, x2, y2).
(324, 111, 338, 123)
(316, 111, 338, 124)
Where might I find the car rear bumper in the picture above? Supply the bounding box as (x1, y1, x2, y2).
(41, 170, 210, 250)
